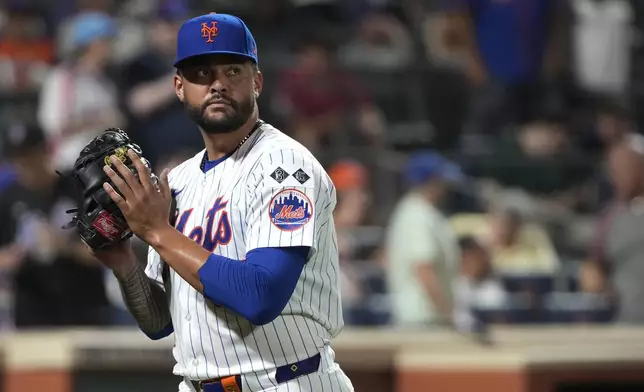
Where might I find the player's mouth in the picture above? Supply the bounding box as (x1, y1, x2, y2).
(206, 99, 232, 109)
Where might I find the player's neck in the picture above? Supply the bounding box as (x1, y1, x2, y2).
(202, 112, 259, 161)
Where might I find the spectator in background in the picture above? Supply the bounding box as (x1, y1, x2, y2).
(484, 208, 558, 273)
(581, 135, 644, 323)
(582, 100, 639, 207)
(0, 5, 53, 94)
(453, 236, 507, 331)
(451, 208, 559, 274)
(421, 0, 469, 70)
(328, 159, 371, 319)
(118, 4, 202, 169)
(56, 0, 115, 59)
(330, 159, 371, 258)
(338, 10, 413, 71)
(444, 0, 569, 141)
(37, 12, 124, 172)
(471, 115, 595, 215)
(384, 152, 462, 327)
(273, 38, 386, 152)
(0, 122, 108, 328)
(571, 0, 633, 99)
(593, 99, 637, 150)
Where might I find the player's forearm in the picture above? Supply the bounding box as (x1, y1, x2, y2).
(114, 262, 171, 334)
(147, 225, 305, 325)
(146, 225, 209, 293)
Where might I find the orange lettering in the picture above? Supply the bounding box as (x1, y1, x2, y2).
(201, 22, 219, 43)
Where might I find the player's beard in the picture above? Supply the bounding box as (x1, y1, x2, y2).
(185, 94, 255, 135)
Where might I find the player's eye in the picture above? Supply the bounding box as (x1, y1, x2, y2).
(196, 68, 211, 78)
(225, 66, 241, 77)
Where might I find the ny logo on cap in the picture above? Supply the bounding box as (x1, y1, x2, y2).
(201, 22, 218, 43)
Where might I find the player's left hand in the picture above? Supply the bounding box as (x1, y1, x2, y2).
(103, 149, 173, 245)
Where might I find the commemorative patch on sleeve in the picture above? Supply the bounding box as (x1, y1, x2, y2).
(266, 161, 314, 188)
(268, 189, 313, 231)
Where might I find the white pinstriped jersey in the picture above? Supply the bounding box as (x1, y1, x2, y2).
(144, 123, 345, 383)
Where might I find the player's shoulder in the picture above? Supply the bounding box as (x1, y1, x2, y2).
(251, 123, 330, 187)
(254, 123, 324, 169)
(251, 124, 336, 208)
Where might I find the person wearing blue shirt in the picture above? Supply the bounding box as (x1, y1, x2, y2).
(445, 0, 569, 138)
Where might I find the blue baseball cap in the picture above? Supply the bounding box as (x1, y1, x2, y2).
(404, 151, 465, 187)
(174, 13, 258, 67)
(70, 12, 117, 49)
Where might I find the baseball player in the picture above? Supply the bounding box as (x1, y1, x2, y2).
(92, 12, 354, 392)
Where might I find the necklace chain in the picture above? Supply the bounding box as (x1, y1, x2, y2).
(200, 120, 263, 171)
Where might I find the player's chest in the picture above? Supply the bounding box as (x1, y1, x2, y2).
(172, 178, 247, 252)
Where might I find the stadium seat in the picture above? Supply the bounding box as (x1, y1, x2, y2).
(472, 292, 538, 324)
(500, 273, 554, 295)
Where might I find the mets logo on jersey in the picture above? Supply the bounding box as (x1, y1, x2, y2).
(268, 189, 313, 231)
(201, 22, 218, 43)
(175, 197, 231, 252)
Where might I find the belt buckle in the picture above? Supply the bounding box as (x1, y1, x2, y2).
(220, 376, 241, 392)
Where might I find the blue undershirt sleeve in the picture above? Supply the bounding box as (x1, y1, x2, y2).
(197, 246, 309, 325)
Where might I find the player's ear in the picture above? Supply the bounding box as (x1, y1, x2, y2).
(174, 72, 185, 102)
(253, 68, 263, 99)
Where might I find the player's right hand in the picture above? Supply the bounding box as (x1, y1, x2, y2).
(88, 239, 137, 277)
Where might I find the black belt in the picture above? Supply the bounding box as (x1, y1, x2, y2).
(190, 353, 321, 392)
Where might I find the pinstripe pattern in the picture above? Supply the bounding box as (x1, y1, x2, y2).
(178, 345, 354, 391)
(144, 124, 351, 391)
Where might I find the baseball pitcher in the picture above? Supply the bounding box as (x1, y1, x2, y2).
(64, 12, 354, 392)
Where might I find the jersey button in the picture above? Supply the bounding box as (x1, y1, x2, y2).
(185, 314, 191, 321)
(193, 359, 199, 366)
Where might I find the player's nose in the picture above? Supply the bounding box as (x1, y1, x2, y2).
(209, 78, 228, 94)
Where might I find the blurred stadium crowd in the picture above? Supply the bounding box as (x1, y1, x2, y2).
(0, 0, 642, 332)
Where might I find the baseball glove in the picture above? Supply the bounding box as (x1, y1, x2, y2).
(62, 128, 155, 250)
